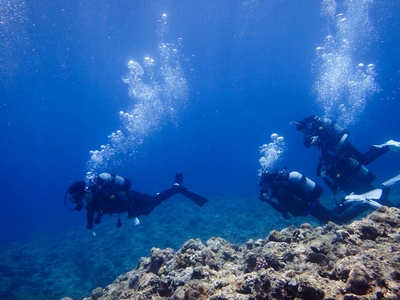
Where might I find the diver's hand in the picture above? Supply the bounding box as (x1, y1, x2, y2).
(258, 193, 269, 202)
(310, 136, 319, 145)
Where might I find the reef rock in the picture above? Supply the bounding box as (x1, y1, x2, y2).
(82, 206, 400, 299)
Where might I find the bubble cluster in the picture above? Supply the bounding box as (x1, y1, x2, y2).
(320, 0, 337, 20)
(314, 0, 379, 128)
(86, 15, 187, 172)
(258, 133, 286, 175)
(85, 171, 98, 187)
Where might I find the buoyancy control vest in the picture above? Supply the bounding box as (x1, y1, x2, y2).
(319, 117, 349, 150)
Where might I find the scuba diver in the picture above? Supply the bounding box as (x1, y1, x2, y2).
(317, 151, 376, 195)
(258, 168, 389, 224)
(291, 115, 400, 163)
(291, 115, 400, 196)
(65, 172, 208, 229)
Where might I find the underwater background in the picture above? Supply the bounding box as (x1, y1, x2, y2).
(1, 0, 400, 299)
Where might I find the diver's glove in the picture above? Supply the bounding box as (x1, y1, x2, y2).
(258, 192, 270, 202)
(310, 136, 319, 145)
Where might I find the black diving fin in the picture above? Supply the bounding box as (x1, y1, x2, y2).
(174, 173, 208, 206)
(181, 189, 209, 207)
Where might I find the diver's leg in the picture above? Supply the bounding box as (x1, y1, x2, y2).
(361, 145, 389, 164)
(336, 203, 371, 224)
(310, 202, 343, 224)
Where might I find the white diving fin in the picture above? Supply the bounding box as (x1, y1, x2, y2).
(382, 173, 400, 187)
(344, 189, 383, 209)
(372, 140, 400, 152)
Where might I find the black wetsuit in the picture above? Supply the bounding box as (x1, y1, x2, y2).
(85, 185, 188, 229)
(259, 171, 379, 225)
(297, 115, 389, 194)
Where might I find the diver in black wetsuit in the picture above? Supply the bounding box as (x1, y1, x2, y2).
(292, 115, 392, 164)
(65, 172, 208, 229)
(291, 115, 400, 196)
(258, 168, 389, 224)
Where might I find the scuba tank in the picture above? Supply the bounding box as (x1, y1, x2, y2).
(320, 117, 349, 150)
(321, 117, 345, 135)
(344, 157, 375, 184)
(98, 173, 132, 191)
(288, 171, 323, 200)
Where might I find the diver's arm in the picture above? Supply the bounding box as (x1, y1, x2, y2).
(262, 195, 289, 218)
(264, 198, 280, 210)
(303, 135, 312, 148)
(316, 159, 337, 193)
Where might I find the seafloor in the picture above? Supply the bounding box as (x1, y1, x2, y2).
(1, 190, 399, 300)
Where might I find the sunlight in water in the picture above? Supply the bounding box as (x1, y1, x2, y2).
(86, 14, 188, 173)
(314, 0, 379, 127)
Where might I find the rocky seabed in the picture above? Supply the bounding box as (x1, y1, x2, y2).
(64, 206, 400, 300)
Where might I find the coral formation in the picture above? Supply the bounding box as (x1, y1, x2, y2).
(78, 206, 400, 299)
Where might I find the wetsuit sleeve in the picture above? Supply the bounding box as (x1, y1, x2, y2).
(303, 134, 312, 148)
(360, 144, 389, 165)
(264, 198, 290, 219)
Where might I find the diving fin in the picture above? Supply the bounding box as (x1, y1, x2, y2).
(181, 189, 209, 207)
(344, 189, 383, 209)
(382, 173, 400, 187)
(345, 189, 383, 202)
(174, 173, 184, 186)
(364, 199, 382, 209)
(386, 140, 400, 152)
(372, 140, 400, 152)
(173, 173, 208, 206)
(360, 189, 383, 200)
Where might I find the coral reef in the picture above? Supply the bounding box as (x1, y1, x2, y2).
(0, 196, 319, 300)
(77, 206, 400, 300)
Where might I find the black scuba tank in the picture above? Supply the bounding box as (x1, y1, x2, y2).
(98, 173, 132, 191)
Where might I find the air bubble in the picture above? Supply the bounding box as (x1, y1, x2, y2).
(87, 15, 188, 172)
(258, 133, 286, 174)
(314, 0, 379, 128)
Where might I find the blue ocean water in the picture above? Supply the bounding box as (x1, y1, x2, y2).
(1, 0, 400, 299)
